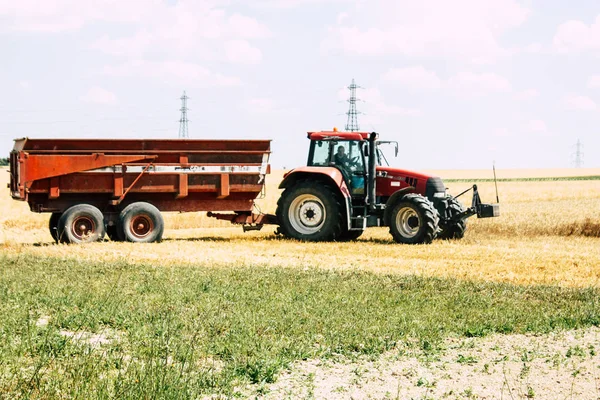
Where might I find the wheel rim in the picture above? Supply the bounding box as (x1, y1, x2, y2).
(395, 207, 421, 238)
(71, 216, 96, 240)
(130, 215, 154, 239)
(288, 194, 326, 235)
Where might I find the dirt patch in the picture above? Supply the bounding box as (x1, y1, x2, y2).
(250, 327, 600, 399)
(59, 328, 121, 348)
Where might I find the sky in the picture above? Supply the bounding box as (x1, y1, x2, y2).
(1, 0, 599, 170)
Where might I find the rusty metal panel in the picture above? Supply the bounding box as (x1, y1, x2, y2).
(49, 177, 60, 199)
(218, 174, 230, 199)
(20, 154, 154, 184)
(11, 137, 271, 217)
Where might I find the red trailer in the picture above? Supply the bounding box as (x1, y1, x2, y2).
(9, 138, 272, 243)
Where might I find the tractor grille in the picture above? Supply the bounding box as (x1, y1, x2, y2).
(425, 177, 445, 199)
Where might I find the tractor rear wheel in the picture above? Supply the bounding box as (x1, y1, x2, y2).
(389, 194, 438, 244)
(437, 196, 467, 240)
(117, 202, 164, 243)
(276, 180, 343, 241)
(57, 204, 105, 244)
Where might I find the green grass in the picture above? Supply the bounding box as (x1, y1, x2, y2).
(445, 175, 600, 183)
(1, 254, 600, 398)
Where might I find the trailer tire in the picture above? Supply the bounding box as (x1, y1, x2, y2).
(389, 194, 438, 244)
(276, 180, 343, 241)
(106, 225, 122, 242)
(118, 202, 164, 243)
(49, 212, 61, 243)
(437, 196, 467, 240)
(57, 205, 105, 244)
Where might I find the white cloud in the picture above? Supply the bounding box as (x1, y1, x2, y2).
(381, 67, 513, 96)
(336, 12, 348, 25)
(337, 87, 421, 123)
(382, 66, 442, 89)
(19, 80, 31, 89)
(321, 0, 530, 63)
(564, 95, 597, 111)
(227, 14, 272, 38)
(224, 40, 262, 65)
(515, 89, 539, 100)
(493, 128, 513, 137)
(249, 0, 349, 8)
(553, 16, 600, 53)
(101, 60, 241, 87)
(588, 75, 600, 88)
(523, 43, 543, 53)
(246, 98, 275, 113)
(525, 119, 547, 132)
(447, 72, 511, 93)
(80, 87, 117, 105)
(1, 1, 271, 66)
(89, 3, 270, 60)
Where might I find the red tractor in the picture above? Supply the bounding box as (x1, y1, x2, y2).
(274, 129, 499, 244)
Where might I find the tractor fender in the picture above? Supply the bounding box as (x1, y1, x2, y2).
(278, 167, 352, 230)
(383, 187, 416, 226)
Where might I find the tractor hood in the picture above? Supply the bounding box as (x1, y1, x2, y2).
(375, 166, 436, 181)
(375, 166, 446, 199)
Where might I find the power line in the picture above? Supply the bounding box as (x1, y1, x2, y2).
(571, 138, 584, 168)
(178, 90, 189, 138)
(344, 78, 362, 132)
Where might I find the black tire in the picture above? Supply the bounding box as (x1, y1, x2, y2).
(336, 229, 364, 242)
(437, 196, 467, 240)
(106, 224, 122, 242)
(118, 202, 164, 243)
(49, 212, 62, 243)
(388, 194, 438, 244)
(57, 205, 105, 244)
(275, 180, 343, 241)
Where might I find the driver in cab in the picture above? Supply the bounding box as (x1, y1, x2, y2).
(334, 146, 351, 168)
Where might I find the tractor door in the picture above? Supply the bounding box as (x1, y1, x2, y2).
(308, 140, 366, 194)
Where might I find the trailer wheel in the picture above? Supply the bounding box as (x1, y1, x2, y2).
(437, 196, 467, 240)
(57, 205, 105, 244)
(389, 194, 438, 244)
(276, 180, 343, 241)
(49, 212, 62, 243)
(118, 202, 164, 243)
(106, 225, 122, 242)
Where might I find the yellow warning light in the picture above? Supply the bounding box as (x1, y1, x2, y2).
(333, 127, 338, 132)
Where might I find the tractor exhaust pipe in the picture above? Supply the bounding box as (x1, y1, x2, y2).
(368, 132, 378, 211)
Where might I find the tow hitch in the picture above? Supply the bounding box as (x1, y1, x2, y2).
(452, 184, 500, 221)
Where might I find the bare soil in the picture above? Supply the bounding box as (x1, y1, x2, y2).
(250, 327, 600, 399)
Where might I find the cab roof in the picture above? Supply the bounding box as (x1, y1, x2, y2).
(307, 130, 371, 141)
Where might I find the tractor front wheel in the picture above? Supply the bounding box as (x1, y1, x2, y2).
(389, 194, 438, 244)
(276, 180, 343, 241)
(437, 196, 467, 240)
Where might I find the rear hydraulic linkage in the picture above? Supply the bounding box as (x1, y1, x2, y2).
(451, 185, 500, 222)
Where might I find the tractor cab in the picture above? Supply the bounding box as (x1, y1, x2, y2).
(306, 130, 371, 195)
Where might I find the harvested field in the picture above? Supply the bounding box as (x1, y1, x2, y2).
(1, 167, 600, 398)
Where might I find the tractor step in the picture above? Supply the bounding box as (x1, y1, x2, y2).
(350, 216, 367, 230)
